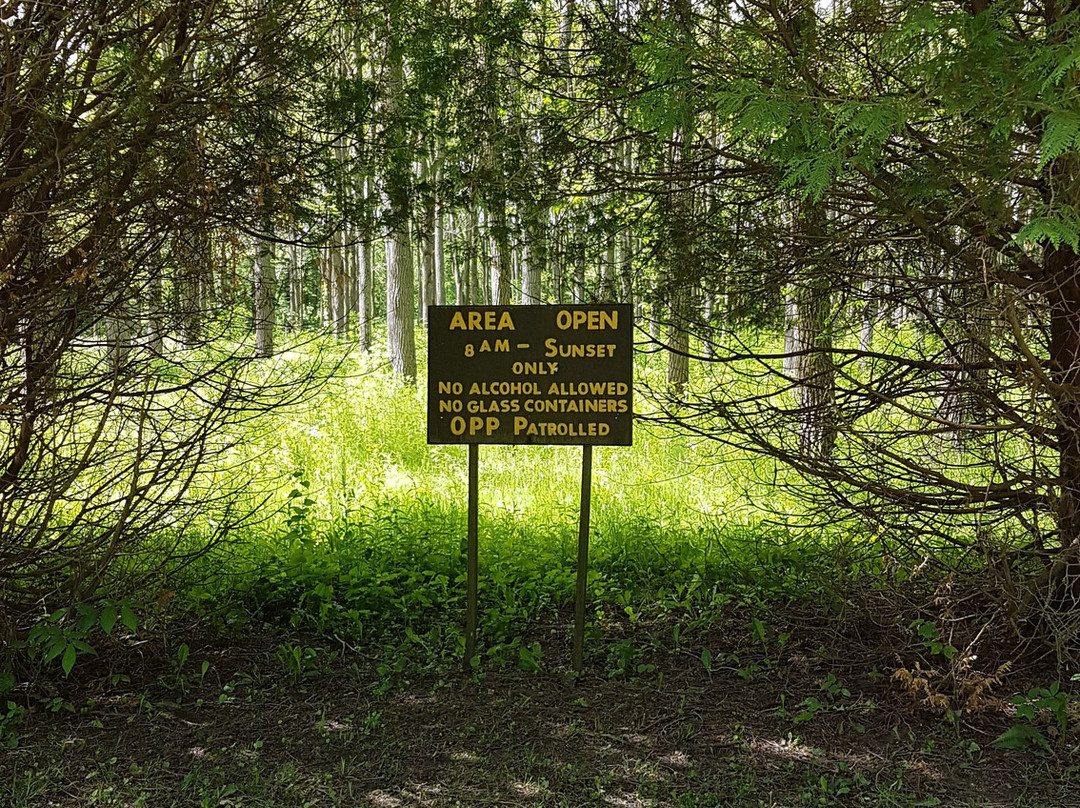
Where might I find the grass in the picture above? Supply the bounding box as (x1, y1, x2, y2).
(179, 337, 838, 657)
(5, 336, 1080, 807)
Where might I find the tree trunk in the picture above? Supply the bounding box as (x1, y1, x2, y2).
(783, 289, 800, 379)
(666, 288, 690, 392)
(522, 207, 544, 304)
(1044, 241, 1080, 593)
(572, 225, 585, 303)
(786, 198, 837, 459)
(107, 295, 134, 375)
(357, 235, 372, 352)
(386, 230, 416, 379)
(935, 262, 991, 439)
(287, 241, 303, 333)
(358, 176, 373, 351)
(790, 277, 836, 459)
(421, 190, 436, 325)
(434, 195, 446, 306)
(465, 209, 479, 305)
(384, 41, 416, 379)
(146, 267, 164, 355)
(553, 226, 565, 304)
(859, 275, 875, 373)
(253, 236, 276, 358)
(176, 230, 206, 348)
(331, 231, 348, 340)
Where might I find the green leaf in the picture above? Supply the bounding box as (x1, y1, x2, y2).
(993, 724, 1049, 751)
(1046, 46, 1080, 89)
(1016, 217, 1080, 251)
(751, 617, 767, 646)
(61, 645, 77, 677)
(120, 605, 137, 634)
(99, 604, 117, 636)
(793, 697, 821, 723)
(518, 642, 542, 673)
(701, 648, 712, 673)
(1038, 111, 1080, 169)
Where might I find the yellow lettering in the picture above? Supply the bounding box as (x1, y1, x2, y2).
(449, 312, 467, 330)
(468, 311, 482, 329)
(498, 311, 515, 330)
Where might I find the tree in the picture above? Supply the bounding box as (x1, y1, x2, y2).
(0, 0, 332, 639)
(619, 0, 1080, 642)
(382, 32, 418, 380)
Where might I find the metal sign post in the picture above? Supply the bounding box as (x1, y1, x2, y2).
(427, 305, 632, 674)
(465, 443, 479, 670)
(573, 444, 593, 672)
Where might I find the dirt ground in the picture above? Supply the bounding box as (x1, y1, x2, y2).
(3, 611, 1077, 807)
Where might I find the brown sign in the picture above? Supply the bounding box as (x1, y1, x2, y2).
(427, 305, 633, 445)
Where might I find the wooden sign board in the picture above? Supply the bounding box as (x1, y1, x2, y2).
(427, 304, 633, 445)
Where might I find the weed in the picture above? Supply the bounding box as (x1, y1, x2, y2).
(26, 601, 138, 677)
(0, 672, 24, 748)
(276, 643, 336, 684)
(995, 681, 1075, 752)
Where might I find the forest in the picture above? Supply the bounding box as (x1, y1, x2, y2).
(3, 0, 1080, 804)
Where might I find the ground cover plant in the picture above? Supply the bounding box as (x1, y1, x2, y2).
(3, 346, 1079, 806)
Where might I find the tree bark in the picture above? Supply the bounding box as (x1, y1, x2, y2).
(287, 241, 302, 333)
(790, 276, 836, 459)
(1045, 241, 1080, 580)
(386, 230, 416, 379)
(331, 230, 348, 340)
(253, 236, 276, 358)
(434, 194, 446, 306)
(666, 288, 690, 392)
(787, 200, 837, 459)
(522, 207, 544, 304)
(384, 40, 416, 379)
(421, 189, 436, 325)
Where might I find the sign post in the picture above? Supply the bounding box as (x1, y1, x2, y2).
(427, 305, 633, 673)
(573, 444, 593, 672)
(465, 443, 479, 668)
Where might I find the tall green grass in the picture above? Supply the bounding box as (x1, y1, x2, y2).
(179, 336, 858, 672)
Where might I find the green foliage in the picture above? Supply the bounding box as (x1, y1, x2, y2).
(792, 674, 853, 724)
(993, 723, 1051, 753)
(1038, 111, 1080, 170)
(1015, 216, 1080, 251)
(160, 355, 848, 683)
(0, 674, 23, 749)
(910, 620, 957, 662)
(995, 681, 1075, 752)
(25, 601, 137, 677)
